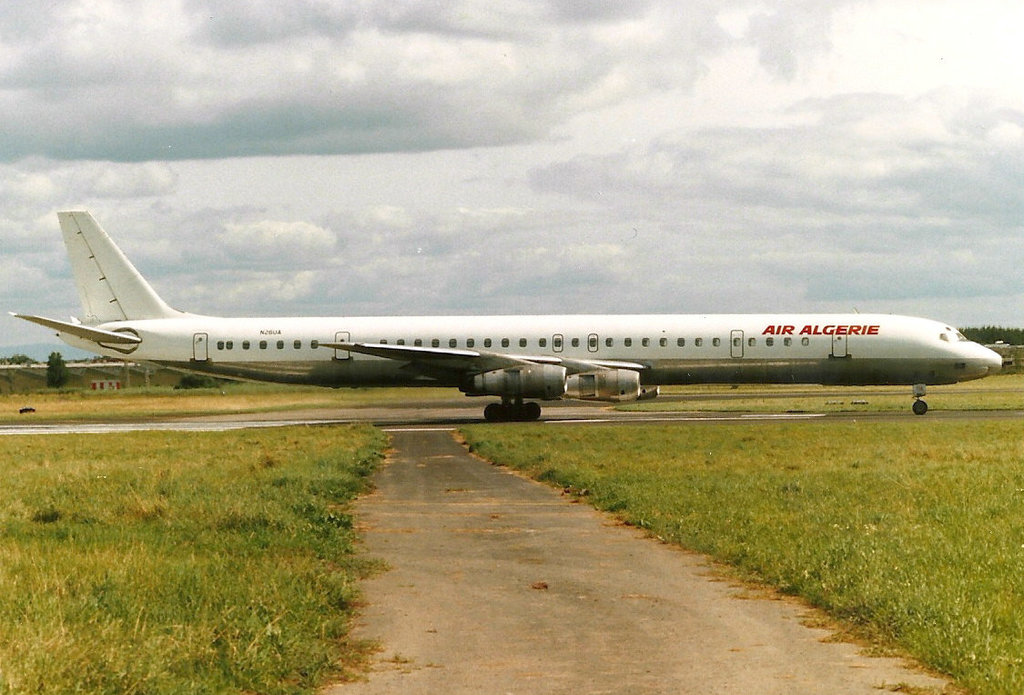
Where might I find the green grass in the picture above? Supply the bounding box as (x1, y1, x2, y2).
(461, 420, 1024, 695)
(0, 425, 386, 694)
(619, 373, 1024, 413)
(0, 384, 457, 423)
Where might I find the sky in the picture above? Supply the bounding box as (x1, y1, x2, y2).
(2, 0, 1023, 353)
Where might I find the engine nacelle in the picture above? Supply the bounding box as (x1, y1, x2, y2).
(465, 364, 567, 400)
(564, 369, 643, 402)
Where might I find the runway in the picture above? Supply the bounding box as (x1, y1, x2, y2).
(1, 395, 1020, 435)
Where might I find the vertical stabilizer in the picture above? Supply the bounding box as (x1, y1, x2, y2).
(58, 211, 180, 323)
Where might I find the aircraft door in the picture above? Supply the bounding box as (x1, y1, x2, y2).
(832, 333, 849, 358)
(334, 331, 351, 360)
(552, 334, 564, 353)
(730, 330, 744, 358)
(192, 333, 209, 362)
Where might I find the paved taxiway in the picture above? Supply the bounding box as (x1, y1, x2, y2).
(324, 428, 948, 694)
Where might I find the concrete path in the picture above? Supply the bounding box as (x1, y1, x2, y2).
(325, 429, 949, 695)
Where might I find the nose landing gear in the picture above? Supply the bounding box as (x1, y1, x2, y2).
(912, 383, 928, 415)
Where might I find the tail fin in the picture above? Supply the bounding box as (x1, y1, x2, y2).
(57, 211, 180, 323)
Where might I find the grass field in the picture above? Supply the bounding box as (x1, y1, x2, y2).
(4, 379, 1023, 692)
(0, 383, 456, 423)
(0, 425, 386, 694)
(462, 419, 1024, 695)
(619, 373, 1024, 414)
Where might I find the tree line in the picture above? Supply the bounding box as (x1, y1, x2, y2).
(960, 327, 1024, 345)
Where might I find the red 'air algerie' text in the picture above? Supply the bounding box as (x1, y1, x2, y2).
(761, 324, 880, 336)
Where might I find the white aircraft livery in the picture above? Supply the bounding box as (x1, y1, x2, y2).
(14, 211, 1002, 420)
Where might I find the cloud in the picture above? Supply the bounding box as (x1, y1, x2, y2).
(0, 0, 729, 162)
(3, 0, 1024, 349)
(218, 219, 337, 268)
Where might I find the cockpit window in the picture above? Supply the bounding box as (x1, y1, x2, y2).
(940, 329, 969, 343)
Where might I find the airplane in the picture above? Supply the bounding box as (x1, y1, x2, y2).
(13, 211, 1002, 421)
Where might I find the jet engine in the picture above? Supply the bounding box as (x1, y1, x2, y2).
(465, 364, 568, 400)
(564, 369, 643, 402)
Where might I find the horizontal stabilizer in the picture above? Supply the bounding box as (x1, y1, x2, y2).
(10, 313, 142, 345)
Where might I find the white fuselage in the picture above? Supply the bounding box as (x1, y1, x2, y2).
(59, 312, 1002, 391)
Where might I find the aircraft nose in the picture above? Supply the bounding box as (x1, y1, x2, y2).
(984, 347, 1003, 375)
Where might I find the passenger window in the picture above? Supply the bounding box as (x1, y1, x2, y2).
(553, 336, 562, 349)
(242, 340, 250, 350)
(766, 337, 774, 347)
(311, 340, 319, 349)
(431, 338, 440, 347)
(571, 338, 580, 348)
(519, 338, 527, 348)
(713, 338, 721, 347)
(659, 338, 667, 347)
(217, 341, 225, 350)
(226, 341, 233, 350)
(538, 338, 546, 348)
(449, 338, 458, 348)
(606, 337, 614, 347)
(259, 340, 267, 350)
(748, 338, 755, 347)
(677, 338, 685, 347)
(624, 338, 632, 347)
(801, 337, 810, 346)
(783, 337, 792, 347)
(485, 338, 493, 348)
(589, 335, 598, 349)
(276, 340, 284, 349)
(695, 338, 703, 347)
(467, 338, 475, 348)
(501, 338, 510, 348)
(397, 339, 406, 345)
(293, 340, 301, 349)
(642, 338, 650, 347)
(414, 339, 422, 346)
(733, 337, 741, 347)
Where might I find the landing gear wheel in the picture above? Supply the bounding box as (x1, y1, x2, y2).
(912, 399, 928, 416)
(484, 403, 507, 422)
(482, 401, 543, 422)
(523, 401, 542, 421)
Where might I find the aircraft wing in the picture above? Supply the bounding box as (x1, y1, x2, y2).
(319, 341, 645, 375)
(10, 313, 142, 345)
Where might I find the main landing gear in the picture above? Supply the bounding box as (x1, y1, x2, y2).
(912, 383, 928, 416)
(483, 398, 542, 422)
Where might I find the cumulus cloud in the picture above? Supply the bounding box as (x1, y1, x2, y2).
(3, 0, 1024, 349)
(219, 219, 337, 267)
(0, 0, 732, 162)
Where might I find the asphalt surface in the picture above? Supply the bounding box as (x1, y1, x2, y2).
(324, 428, 949, 695)
(4, 393, 1021, 435)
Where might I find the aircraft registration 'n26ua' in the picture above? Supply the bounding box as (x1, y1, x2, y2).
(14, 212, 1002, 421)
